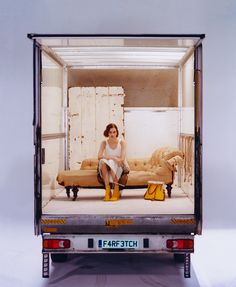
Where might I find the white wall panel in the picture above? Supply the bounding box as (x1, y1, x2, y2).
(41, 87, 63, 134)
(181, 107, 194, 134)
(41, 85, 64, 205)
(124, 109, 179, 158)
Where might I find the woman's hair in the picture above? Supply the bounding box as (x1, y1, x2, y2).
(103, 123, 119, 137)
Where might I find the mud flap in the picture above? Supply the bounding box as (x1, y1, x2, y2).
(184, 253, 191, 278)
(42, 253, 49, 278)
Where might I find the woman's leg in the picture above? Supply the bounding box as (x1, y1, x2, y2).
(109, 169, 119, 184)
(100, 162, 111, 201)
(101, 162, 110, 186)
(109, 169, 121, 200)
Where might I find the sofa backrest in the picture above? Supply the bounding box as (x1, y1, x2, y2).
(127, 159, 151, 171)
(80, 147, 184, 171)
(80, 159, 98, 170)
(80, 158, 151, 171)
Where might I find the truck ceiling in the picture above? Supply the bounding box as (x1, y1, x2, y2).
(28, 34, 204, 68)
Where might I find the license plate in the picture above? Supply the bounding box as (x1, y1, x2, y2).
(98, 239, 139, 249)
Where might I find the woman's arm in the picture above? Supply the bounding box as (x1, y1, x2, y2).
(98, 141, 106, 160)
(120, 139, 126, 162)
(113, 140, 126, 166)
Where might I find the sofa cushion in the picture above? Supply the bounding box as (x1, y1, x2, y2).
(126, 171, 158, 186)
(126, 170, 173, 186)
(57, 170, 102, 187)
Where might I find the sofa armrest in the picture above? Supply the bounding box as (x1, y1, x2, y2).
(166, 155, 184, 171)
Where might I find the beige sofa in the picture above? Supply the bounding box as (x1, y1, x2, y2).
(57, 147, 184, 200)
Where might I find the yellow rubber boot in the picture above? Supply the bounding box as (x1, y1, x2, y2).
(110, 184, 121, 201)
(103, 185, 111, 201)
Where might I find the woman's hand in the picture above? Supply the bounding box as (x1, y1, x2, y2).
(105, 156, 122, 166)
(114, 157, 123, 167)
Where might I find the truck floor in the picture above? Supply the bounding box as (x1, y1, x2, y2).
(42, 187, 194, 215)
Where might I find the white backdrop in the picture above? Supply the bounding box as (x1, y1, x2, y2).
(1, 1, 236, 286)
(0, 0, 235, 227)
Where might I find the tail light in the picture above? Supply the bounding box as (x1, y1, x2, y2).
(43, 239, 71, 249)
(166, 239, 193, 249)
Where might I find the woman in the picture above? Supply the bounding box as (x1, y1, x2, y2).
(98, 123, 126, 201)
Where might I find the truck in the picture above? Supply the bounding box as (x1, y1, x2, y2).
(28, 34, 204, 278)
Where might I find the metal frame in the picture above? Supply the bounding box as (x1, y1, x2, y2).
(33, 40, 42, 236)
(28, 33, 205, 39)
(40, 214, 197, 234)
(62, 66, 69, 170)
(194, 44, 203, 235)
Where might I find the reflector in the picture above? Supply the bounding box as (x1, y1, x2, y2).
(166, 239, 193, 249)
(43, 239, 71, 249)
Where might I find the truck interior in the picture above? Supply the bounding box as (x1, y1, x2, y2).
(34, 35, 202, 216)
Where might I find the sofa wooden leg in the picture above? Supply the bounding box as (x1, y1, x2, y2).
(72, 187, 79, 201)
(65, 186, 71, 198)
(166, 184, 172, 198)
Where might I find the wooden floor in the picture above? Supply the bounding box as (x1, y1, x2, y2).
(42, 186, 194, 215)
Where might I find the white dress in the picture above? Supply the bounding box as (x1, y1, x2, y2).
(99, 139, 123, 183)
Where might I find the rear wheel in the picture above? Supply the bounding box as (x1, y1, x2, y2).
(51, 253, 68, 263)
(174, 253, 185, 263)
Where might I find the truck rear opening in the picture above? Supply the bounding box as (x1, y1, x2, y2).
(28, 34, 203, 278)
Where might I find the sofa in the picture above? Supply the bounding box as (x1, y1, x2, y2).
(56, 147, 184, 200)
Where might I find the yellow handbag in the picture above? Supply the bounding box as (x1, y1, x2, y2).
(144, 181, 165, 201)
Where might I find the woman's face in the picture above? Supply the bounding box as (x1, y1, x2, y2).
(108, 127, 117, 139)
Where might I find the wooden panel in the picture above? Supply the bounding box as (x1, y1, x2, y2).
(180, 134, 194, 200)
(95, 87, 110, 154)
(68, 87, 81, 115)
(81, 87, 96, 159)
(69, 86, 125, 169)
(68, 88, 82, 169)
(109, 87, 125, 137)
(69, 115, 81, 169)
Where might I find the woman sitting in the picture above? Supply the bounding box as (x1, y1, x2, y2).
(98, 123, 126, 201)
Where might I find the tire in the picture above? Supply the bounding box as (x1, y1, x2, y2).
(51, 253, 68, 263)
(174, 253, 185, 263)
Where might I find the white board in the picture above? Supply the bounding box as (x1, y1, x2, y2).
(124, 109, 179, 158)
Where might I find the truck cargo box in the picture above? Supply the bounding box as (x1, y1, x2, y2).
(28, 34, 204, 278)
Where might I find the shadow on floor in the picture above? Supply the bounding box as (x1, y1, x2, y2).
(42, 253, 200, 287)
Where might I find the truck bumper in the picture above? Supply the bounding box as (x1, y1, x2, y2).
(42, 233, 194, 254)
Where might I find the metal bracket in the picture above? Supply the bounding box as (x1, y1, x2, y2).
(184, 253, 191, 278)
(42, 253, 50, 278)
